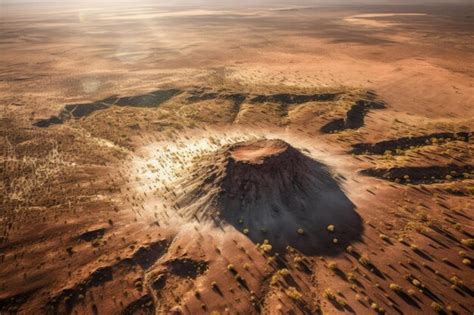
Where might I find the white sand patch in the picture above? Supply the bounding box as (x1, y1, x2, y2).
(344, 13, 427, 28)
(96, 10, 258, 21)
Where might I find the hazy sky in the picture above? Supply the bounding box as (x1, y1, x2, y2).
(2, 0, 472, 4)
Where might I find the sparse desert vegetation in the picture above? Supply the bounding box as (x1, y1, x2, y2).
(1, 1, 473, 314)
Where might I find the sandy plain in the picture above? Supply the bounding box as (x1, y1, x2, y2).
(1, 2, 473, 314)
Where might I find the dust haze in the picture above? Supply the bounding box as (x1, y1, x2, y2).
(1, 0, 473, 314)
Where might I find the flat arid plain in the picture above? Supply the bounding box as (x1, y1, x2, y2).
(1, 1, 473, 314)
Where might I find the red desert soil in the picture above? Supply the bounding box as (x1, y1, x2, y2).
(230, 140, 288, 163)
(1, 2, 473, 315)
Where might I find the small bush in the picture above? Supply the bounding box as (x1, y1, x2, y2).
(323, 288, 335, 300)
(431, 302, 445, 313)
(259, 239, 272, 253)
(227, 264, 236, 273)
(449, 276, 464, 287)
(461, 238, 474, 248)
(270, 274, 281, 286)
(359, 254, 371, 266)
(327, 261, 338, 270)
(285, 287, 303, 301)
(346, 272, 355, 282)
(389, 283, 404, 293)
(379, 234, 390, 242)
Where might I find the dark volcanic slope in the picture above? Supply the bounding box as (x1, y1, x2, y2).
(170, 139, 362, 254)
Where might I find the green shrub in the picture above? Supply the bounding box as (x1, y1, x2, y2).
(285, 287, 303, 301)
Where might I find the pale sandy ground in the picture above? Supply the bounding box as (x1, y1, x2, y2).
(1, 3, 473, 124)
